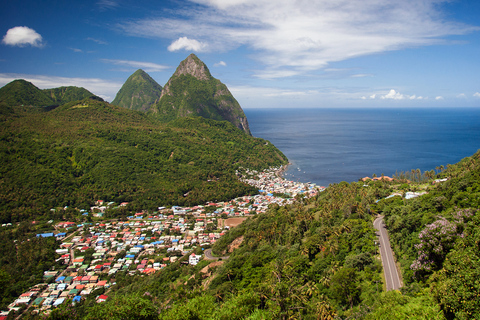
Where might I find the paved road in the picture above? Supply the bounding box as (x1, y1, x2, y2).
(204, 249, 229, 260)
(373, 216, 402, 291)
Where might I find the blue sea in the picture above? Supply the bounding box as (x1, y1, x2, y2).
(245, 108, 480, 187)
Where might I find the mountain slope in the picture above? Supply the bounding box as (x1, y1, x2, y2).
(111, 69, 163, 112)
(0, 79, 100, 107)
(43, 86, 98, 105)
(153, 54, 251, 135)
(0, 79, 53, 107)
(0, 98, 287, 223)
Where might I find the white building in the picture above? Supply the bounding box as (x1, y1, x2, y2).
(189, 253, 201, 266)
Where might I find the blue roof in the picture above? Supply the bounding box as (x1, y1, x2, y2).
(73, 296, 82, 302)
(134, 245, 144, 248)
(172, 239, 179, 242)
(55, 276, 65, 282)
(55, 232, 66, 237)
(36, 233, 54, 238)
(125, 254, 135, 258)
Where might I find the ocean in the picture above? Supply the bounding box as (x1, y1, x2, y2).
(245, 108, 480, 187)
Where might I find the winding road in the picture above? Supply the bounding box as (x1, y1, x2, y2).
(204, 249, 229, 260)
(373, 216, 402, 291)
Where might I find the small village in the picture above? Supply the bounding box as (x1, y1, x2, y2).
(1, 166, 324, 318)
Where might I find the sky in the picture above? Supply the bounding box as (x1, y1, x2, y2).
(1, 0, 480, 108)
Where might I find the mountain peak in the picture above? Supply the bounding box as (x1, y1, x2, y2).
(172, 53, 212, 81)
(111, 69, 163, 112)
(154, 54, 251, 135)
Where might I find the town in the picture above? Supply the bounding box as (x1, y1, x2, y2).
(1, 166, 324, 318)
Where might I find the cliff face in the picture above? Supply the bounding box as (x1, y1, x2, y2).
(112, 69, 163, 112)
(154, 54, 251, 135)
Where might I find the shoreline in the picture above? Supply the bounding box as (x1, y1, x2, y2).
(275, 163, 292, 180)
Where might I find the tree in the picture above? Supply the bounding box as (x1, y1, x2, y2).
(329, 267, 360, 309)
(84, 294, 158, 320)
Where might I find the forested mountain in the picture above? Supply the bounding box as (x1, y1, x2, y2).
(0, 97, 287, 223)
(152, 54, 251, 135)
(0, 80, 53, 107)
(0, 79, 100, 107)
(111, 69, 163, 112)
(43, 86, 99, 106)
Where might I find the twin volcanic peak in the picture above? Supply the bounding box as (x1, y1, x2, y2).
(0, 54, 251, 135)
(112, 54, 251, 135)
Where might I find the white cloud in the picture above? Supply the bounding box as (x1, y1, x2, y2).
(2, 26, 44, 48)
(167, 37, 207, 52)
(118, 0, 478, 78)
(435, 96, 444, 100)
(372, 89, 431, 100)
(101, 59, 170, 72)
(70, 48, 83, 53)
(474, 92, 480, 98)
(457, 93, 467, 98)
(214, 61, 227, 67)
(381, 89, 406, 100)
(0, 73, 123, 102)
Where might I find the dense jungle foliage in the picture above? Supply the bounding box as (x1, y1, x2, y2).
(0, 97, 287, 223)
(111, 69, 163, 112)
(27, 150, 479, 320)
(0, 223, 61, 310)
(377, 150, 480, 320)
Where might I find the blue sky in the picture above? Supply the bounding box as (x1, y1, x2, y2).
(1, 0, 479, 108)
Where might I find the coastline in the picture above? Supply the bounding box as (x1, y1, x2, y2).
(275, 163, 292, 180)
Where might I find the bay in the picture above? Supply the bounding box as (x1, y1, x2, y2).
(245, 108, 480, 187)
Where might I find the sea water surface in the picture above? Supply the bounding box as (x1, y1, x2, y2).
(245, 108, 480, 187)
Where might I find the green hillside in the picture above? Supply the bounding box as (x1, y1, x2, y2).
(111, 69, 163, 112)
(43, 86, 98, 105)
(0, 79, 53, 107)
(0, 79, 100, 108)
(153, 54, 251, 135)
(0, 98, 287, 223)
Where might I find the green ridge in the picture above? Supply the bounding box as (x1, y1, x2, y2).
(0, 79, 100, 108)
